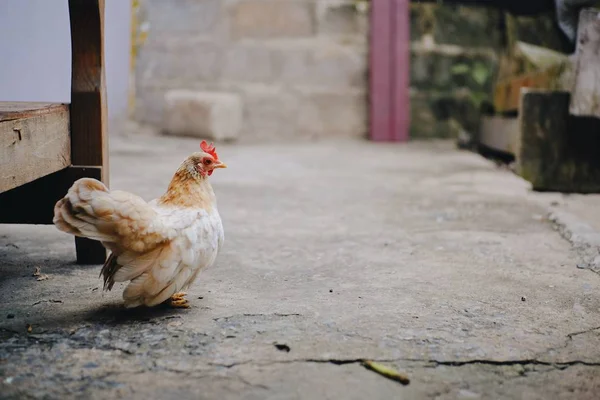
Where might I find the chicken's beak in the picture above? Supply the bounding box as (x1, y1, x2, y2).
(213, 161, 227, 169)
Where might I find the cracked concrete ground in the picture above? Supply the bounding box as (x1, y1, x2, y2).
(2, 134, 600, 399)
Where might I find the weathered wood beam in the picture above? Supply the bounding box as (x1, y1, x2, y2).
(69, 0, 109, 264)
(0, 103, 70, 193)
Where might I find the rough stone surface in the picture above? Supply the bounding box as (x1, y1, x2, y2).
(408, 3, 502, 140)
(507, 12, 571, 53)
(222, 45, 277, 84)
(229, 1, 315, 39)
(517, 90, 600, 193)
(163, 90, 242, 140)
(142, 0, 222, 36)
(316, 1, 368, 36)
(278, 42, 368, 89)
(240, 86, 302, 141)
(410, 47, 497, 94)
(2, 134, 600, 398)
(410, 3, 436, 43)
(296, 89, 367, 138)
(133, 86, 165, 126)
(134, 1, 367, 141)
(433, 5, 504, 48)
(136, 42, 222, 83)
(410, 90, 481, 139)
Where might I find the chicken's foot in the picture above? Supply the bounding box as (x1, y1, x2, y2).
(169, 292, 189, 308)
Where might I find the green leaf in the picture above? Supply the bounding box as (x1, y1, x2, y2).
(470, 92, 487, 108)
(451, 64, 470, 75)
(472, 63, 490, 86)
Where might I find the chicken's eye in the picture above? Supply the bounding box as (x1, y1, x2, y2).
(203, 159, 212, 166)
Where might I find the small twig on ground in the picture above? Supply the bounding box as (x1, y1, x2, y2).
(361, 360, 410, 385)
(31, 299, 63, 306)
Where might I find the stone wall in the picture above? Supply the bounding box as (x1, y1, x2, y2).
(133, 1, 547, 141)
(408, 3, 570, 140)
(133, 0, 369, 141)
(409, 3, 503, 139)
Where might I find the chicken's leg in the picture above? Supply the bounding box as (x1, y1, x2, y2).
(169, 292, 189, 308)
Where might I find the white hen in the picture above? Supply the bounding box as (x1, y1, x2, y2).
(53, 141, 226, 308)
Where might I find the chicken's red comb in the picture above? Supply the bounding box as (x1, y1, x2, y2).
(200, 140, 219, 160)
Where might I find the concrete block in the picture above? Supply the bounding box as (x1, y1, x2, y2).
(241, 86, 301, 141)
(134, 87, 166, 126)
(222, 45, 276, 83)
(296, 90, 367, 138)
(142, 0, 222, 35)
(136, 43, 221, 82)
(163, 90, 242, 141)
(517, 89, 600, 193)
(230, 1, 315, 39)
(316, 1, 368, 36)
(278, 43, 367, 89)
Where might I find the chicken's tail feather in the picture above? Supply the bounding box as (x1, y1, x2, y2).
(53, 178, 164, 256)
(100, 252, 119, 291)
(53, 178, 115, 243)
(53, 198, 82, 236)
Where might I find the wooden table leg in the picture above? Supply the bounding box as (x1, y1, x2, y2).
(68, 0, 109, 264)
(75, 238, 107, 265)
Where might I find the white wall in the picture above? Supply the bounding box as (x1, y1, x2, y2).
(0, 0, 131, 121)
(105, 0, 132, 121)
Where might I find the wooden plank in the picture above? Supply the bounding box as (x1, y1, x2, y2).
(569, 8, 600, 118)
(0, 102, 66, 121)
(369, 0, 393, 141)
(0, 166, 101, 224)
(69, 0, 109, 183)
(392, 0, 410, 142)
(479, 116, 519, 155)
(69, 0, 109, 264)
(0, 103, 71, 193)
(517, 89, 600, 193)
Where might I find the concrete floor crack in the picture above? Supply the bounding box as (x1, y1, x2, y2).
(568, 325, 600, 338)
(536, 325, 600, 359)
(212, 357, 600, 369)
(153, 362, 269, 390)
(213, 313, 302, 322)
(548, 211, 600, 277)
(426, 359, 600, 369)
